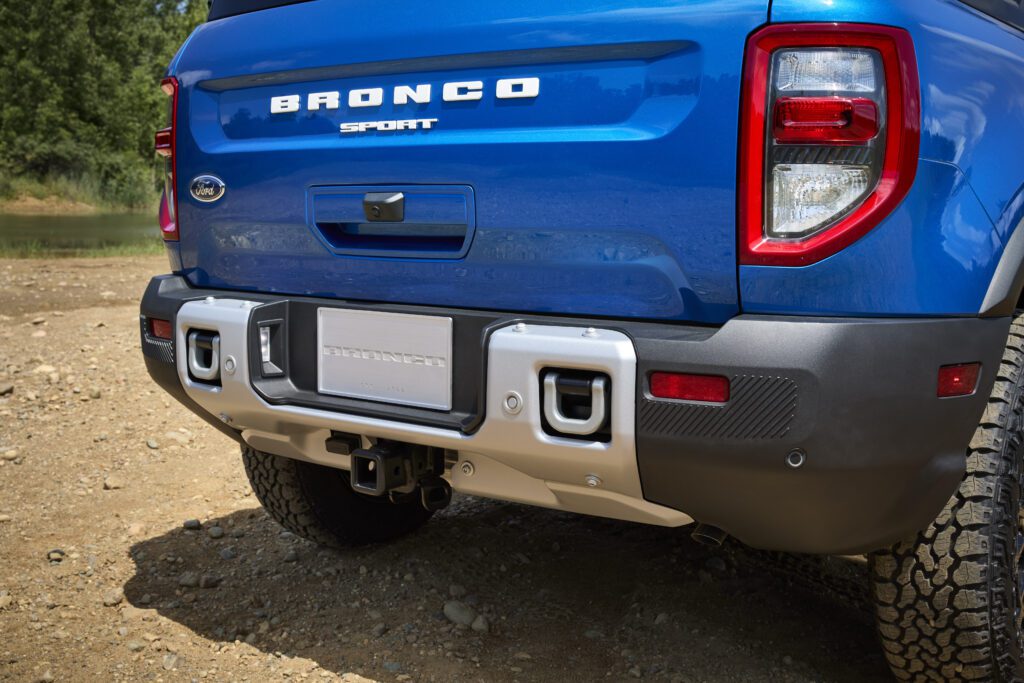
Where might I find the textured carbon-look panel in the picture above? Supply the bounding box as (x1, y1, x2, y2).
(638, 375, 798, 440)
(771, 146, 873, 165)
(140, 318, 175, 364)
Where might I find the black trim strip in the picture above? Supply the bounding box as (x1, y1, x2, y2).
(208, 0, 316, 21)
(199, 41, 692, 92)
(960, 0, 1024, 32)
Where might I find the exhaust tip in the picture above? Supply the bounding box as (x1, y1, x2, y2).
(691, 523, 727, 547)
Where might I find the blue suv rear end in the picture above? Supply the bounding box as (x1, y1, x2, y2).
(140, 1, 1024, 677)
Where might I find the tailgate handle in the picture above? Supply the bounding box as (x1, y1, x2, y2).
(363, 192, 404, 222)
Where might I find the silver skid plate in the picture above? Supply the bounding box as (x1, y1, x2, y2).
(317, 308, 453, 410)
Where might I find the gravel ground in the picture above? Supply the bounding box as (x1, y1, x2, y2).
(0, 257, 893, 682)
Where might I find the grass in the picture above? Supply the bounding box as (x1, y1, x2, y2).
(0, 239, 165, 259)
(0, 174, 160, 215)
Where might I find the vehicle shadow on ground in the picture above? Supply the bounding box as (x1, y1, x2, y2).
(123, 497, 891, 681)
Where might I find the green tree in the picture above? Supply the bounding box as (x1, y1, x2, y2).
(0, 0, 206, 207)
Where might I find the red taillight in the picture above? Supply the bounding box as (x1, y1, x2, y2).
(148, 318, 173, 340)
(156, 76, 179, 241)
(739, 24, 920, 266)
(772, 97, 878, 144)
(649, 372, 730, 403)
(937, 363, 980, 398)
(154, 128, 173, 157)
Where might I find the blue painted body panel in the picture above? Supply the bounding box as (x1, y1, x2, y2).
(170, 0, 770, 322)
(168, 0, 1024, 321)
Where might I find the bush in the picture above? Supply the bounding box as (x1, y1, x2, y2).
(0, 0, 207, 210)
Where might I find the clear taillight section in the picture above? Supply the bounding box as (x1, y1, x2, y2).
(155, 77, 179, 241)
(771, 164, 871, 236)
(739, 25, 920, 266)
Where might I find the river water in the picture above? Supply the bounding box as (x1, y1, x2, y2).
(0, 212, 159, 253)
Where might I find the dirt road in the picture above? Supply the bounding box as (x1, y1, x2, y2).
(0, 257, 892, 682)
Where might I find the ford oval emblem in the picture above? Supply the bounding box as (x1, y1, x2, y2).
(189, 175, 225, 203)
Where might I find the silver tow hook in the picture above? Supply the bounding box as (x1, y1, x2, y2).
(543, 371, 609, 436)
(187, 330, 221, 382)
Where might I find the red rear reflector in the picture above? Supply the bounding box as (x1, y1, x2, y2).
(937, 363, 980, 398)
(650, 372, 730, 403)
(149, 318, 173, 340)
(772, 97, 879, 144)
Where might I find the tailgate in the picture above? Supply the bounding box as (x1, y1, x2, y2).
(171, 0, 768, 322)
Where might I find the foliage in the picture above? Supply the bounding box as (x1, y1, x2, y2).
(0, 0, 206, 208)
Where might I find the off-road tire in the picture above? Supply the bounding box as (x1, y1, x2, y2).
(869, 313, 1024, 681)
(241, 446, 434, 548)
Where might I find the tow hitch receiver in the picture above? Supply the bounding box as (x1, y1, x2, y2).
(350, 441, 450, 509)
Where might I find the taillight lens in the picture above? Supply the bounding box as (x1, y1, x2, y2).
(156, 77, 179, 241)
(739, 25, 920, 265)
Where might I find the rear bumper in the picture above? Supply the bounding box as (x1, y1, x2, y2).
(141, 275, 1010, 554)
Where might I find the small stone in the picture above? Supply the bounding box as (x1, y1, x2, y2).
(31, 330, 46, 338)
(46, 549, 65, 563)
(102, 588, 124, 607)
(162, 653, 181, 671)
(0, 383, 13, 396)
(372, 623, 388, 637)
(0, 514, 11, 523)
(127, 641, 145, 652)
(89, 388, 101, 400)
(183, 519, 201, 530)
(0, 594, 13, 610)
(103, 475, 125, 491)
(31, 317, 45, 325)
(584, 629, 604, 639)
(283, 550, 298, 563)
(512, 652, 532, 661)
(471, 614, 489, 633)
(178, 572, 199, 588)
(448, 584, 466, 598)
(654, 612, 669, 625)
(783, 655, 794, 666)
(38, 671, 54, 683)
(628, 666, 643, 678)
(442, 600, 476, 626)
(1, 450, 19, 461)
(218, 547, 237, 561)
(199, 575, 222, 589)
(163, 431, 191, 445)
(207, 526, 224, 539)
(33, 364, 56, 374)
(146, 439, 159, 450)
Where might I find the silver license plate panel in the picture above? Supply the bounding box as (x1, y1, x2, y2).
(317, 308, 453, 410)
